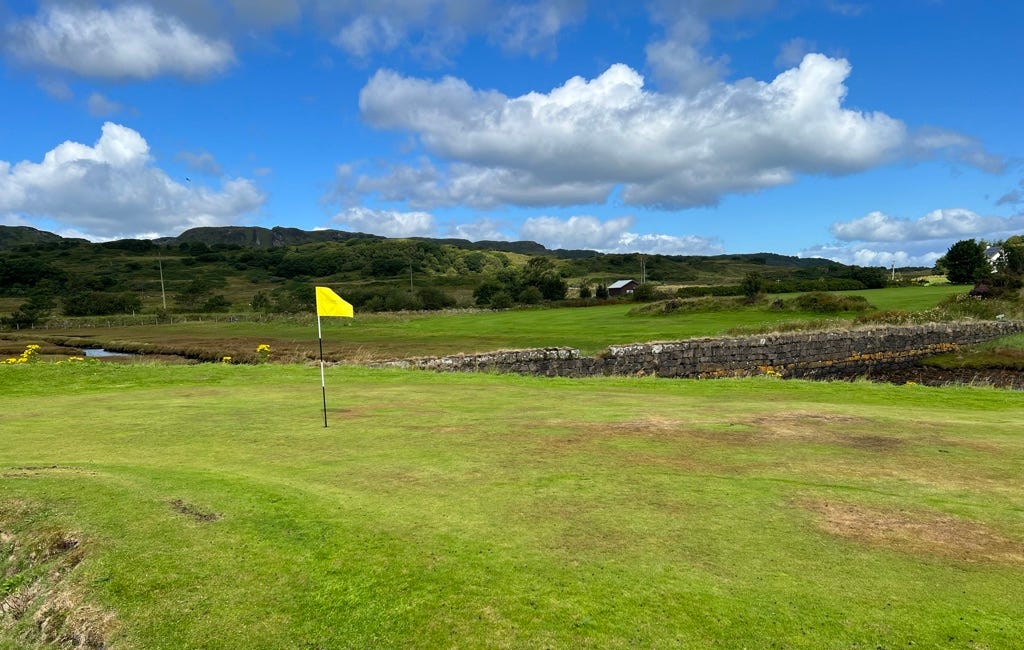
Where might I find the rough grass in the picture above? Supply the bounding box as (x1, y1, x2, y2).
(6, 285, 968, 362)
(922, 333, 1024, 371)
(2, 362, 1023, 648)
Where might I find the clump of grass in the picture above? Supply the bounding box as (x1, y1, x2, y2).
(628, 295, 748, 315)
(928, 293, 1022, 321)
(0, 502, 116, 649)
(786, 292, 874, 313)
(922, 333, 1024, 370)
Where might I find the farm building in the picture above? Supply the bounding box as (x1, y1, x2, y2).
(608, 280, 639, 296)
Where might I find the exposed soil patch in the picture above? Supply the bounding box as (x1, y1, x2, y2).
(1, 503, 116, 649)
(2, 466, 98, 479)
(732, 413, 905, 452)
(851, 366, 1024, 389)
(802, 499, 1024, 564)
(169, 499, 222, 523)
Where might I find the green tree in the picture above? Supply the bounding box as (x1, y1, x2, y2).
(939, 239, 989, 284)
(741, 272, 765, 300)
(632, 282, 664, 302)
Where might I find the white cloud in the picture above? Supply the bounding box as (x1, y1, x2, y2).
(645, 37, 727, 96)
(616, 232, 724, 255)
(909, 127, 1005, 173)
(332, 206, 436, 237)
(803, 207, 1024, 267)
(519, 215, 723, 254)
(87, 92, 123, 117)
(830, 209, 1024, 242)
(445, 218, 511, 241)
(799, 244, 941, 268)
(355, 54, 928, 210)
(0, 123, 265, 240)
(327, 1, 581, 61)
(333, 15, 404, 59)
(494, 2, 582, 56)
(521, 215, 634, 249)
(5, 4, 235, 79)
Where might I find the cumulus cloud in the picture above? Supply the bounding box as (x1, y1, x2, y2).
(4, 4, 235, 79)
(520, 215, 723, 254)
(445, 218, 512, 241)
(0, 123, 265, 240)
(802, 207, 1024, 266)
(643, 0, 775, 95)
(332, 206, 436, 237)
(799, 244, 941, 268)
(830, 209, 1024, 242)
(355, 54, 936, 210)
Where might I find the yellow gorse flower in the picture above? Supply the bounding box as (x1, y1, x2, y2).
(4, 344, 41, 364)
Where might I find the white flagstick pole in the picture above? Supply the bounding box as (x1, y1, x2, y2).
(318, 312, 328, 428)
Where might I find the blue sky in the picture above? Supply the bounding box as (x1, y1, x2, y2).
(1, 1, 1022, 266)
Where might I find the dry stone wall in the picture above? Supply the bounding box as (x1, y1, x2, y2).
(372, 321, 1024, 380)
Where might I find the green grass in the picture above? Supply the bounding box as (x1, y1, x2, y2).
(923, 333, 1024, 370)
(2, 362, 1023, 648)
(9, 285, 969, 362)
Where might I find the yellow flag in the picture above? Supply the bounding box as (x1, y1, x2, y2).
(315, 286, 354, 318)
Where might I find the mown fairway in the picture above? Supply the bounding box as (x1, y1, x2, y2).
(2, 361, 1022, 648)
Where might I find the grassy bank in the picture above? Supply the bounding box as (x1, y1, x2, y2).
(2, 362, 1022, 648)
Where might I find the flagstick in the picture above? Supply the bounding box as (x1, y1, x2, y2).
(318, 314, 328, 428)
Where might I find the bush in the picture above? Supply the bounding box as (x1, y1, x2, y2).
(932, 293, 1016, 320)
(632, 283, 665, 302)
(489, 291, 514, 309)
(517, 286, 543, 304)
(787, 292, 873, 313)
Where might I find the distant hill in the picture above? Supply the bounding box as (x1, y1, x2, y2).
(1, 224, 838, 270)
(156, 226, 381, 248)
(0, 225, 86, 249)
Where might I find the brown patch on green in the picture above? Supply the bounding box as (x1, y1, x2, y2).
(169, 499, 222, 523)
(0, 503, 116, 649)
(2, 465, 99, 479)
(802, 500, 1024, 564)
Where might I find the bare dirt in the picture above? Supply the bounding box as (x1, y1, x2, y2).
(802, 499, 1024, 564)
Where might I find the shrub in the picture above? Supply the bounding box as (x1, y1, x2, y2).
(632, 283, 665, 302)
(489, 291, 514, 309)
(788, 292, 873, 313)
(517, 286, 543, 305)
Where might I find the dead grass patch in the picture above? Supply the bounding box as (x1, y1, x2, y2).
(802, 499, 1024, 564)
(2, 466, 99, 479)
(1, 504, 117, 649)
(169, 499, 222, 523)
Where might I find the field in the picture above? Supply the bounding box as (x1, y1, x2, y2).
(6, 285, 967, 362)
(2, 362, 1023, 648)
